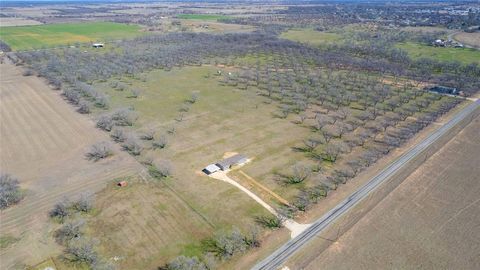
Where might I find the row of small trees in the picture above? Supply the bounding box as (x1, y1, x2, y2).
(163, 226, 260, 270)
(50, 194, 114, 269)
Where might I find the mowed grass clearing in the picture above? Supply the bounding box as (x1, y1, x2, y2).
(90, 65, 311, 266)
(397, 42, 480, 64)
(280, 29, 342, 46)
(95, 65, 311, 205)
(0, 22, 143, 50)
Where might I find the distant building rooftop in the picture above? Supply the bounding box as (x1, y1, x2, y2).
(216, 154, 247, 171)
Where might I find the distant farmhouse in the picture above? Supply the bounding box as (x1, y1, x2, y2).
(203, 154, 248, 175)
(426, 85, 464, 96)
(432, 39, 464, 48)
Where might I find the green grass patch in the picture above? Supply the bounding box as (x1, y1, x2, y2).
(397, 42, 480, 64)
(181, 242, 205, 258)
(0, 235, 19, 249)
(177, 14, 230, 21)
(0, 22, 144, 51)
(280, 28, 342, 46)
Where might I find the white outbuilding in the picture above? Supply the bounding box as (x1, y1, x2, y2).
(203, 164, 221, 175)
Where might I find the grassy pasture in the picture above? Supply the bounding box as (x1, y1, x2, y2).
(177, 14, 230, 20)
(0, 22, 143, 50)
(95, 65, 312, 203)
(397, 42, 480, 64)
(280, 29, 342, 46)
(88, 181, 214, 270)
(90, 65, 312, 265)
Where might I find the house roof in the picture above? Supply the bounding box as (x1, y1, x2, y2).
(216, 154, 247, 168)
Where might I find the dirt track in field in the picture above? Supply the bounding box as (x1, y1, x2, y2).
(295, 115, 480, 270)
(0, 62, 143, 269)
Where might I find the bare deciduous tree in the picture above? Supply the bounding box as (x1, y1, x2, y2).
(122, 136, 143, 155)
(55, 219, 85, 245)
(139, 129, 155, 141)
(77, 101, 90, 114)
(255, 214, 283, 229)
(285, 164, 311, 184)
(110, 127, 127, 142)
(151, 159, 173, 178)
(65, 237, 98, 264)
(73, 193, 94, 213)
(96, 115, 114, 131)
(0, 174, 23, 209)
(153, 134, 168, 149)
(86, 142, 113, 161)
(50, 198, 71, 222)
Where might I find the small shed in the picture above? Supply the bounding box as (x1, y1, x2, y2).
(203, 164, 221, 175)
(216, 154, 247, 171)
(117, 181, 128, 187)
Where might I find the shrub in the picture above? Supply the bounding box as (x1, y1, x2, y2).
(0, 174, 23, 209)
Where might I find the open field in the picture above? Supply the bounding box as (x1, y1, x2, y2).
(181, 20, 256, 33)
(295, 115, 480, 270)
(280, 29, 341, 46)
(85, 65, 307, 267)
(93, 65, 308, 213)
(402, 26, 451, 33)
(88, 180, 214, 270)
(397, 41, 480, 64)
(177, 14, 231, 20)
(453, 31, 480, 49)
(0, 62, 144, 269)
(0, 17, 43, 27)
(0, 22, 143, 51)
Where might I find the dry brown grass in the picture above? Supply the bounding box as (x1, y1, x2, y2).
(453, 32, 480, 49)
(0, 17, 42, 27)
(88, 181, 214, 270)
(0, 62, 143, 268)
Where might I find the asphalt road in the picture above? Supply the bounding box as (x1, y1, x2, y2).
(252, 99, 480, 270)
